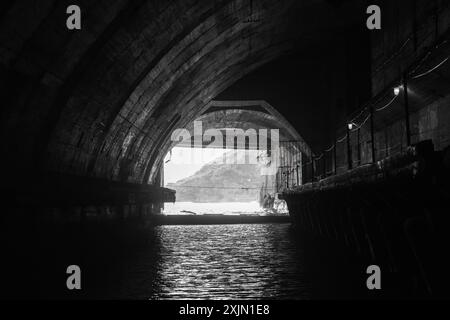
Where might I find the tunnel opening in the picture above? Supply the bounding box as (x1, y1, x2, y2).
(162, 145, 289, 216)
(147, 98, 310, 221)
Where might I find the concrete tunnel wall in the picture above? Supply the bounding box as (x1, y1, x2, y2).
(278, 1, 450, 297)
(330, 0, 450, 176)
(0, 0, 448, 203)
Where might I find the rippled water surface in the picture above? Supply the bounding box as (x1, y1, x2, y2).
(111, 223, 310, 300)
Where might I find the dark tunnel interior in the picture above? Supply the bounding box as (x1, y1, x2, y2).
(1, 0, 450, 301)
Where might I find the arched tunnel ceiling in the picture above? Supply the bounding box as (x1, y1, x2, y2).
(168, 100, 310, 149)
(0, 0, 367, 184)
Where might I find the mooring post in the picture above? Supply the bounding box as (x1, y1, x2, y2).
(333, 136, 337, 174)
(322, 155, 326, 177)
(357, 127, 361, 166)
(285, 170, 290, 189)
(370, 105, 376, 163)
(346, 125, 353, 170)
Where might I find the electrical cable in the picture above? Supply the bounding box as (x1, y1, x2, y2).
(411, 56, 449, 79)
(375, 95, 398, 112)
(324, 144, 335, 152)
(351, 114, 371, 131)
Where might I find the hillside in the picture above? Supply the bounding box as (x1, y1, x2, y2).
(167, 151, 264, 202)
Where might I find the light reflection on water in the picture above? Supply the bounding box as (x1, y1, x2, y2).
(119, 223, 310, 300)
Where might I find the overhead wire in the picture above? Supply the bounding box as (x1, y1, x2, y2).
(375, 95, 398, 112)
(411, 56, 450, 79)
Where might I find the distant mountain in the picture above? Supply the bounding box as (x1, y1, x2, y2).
(167, 151, 265, 202)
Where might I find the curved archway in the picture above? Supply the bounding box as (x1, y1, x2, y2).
(152, 100, 311, 184)
(0, 0, 365, 187)
(44, 0, 304, 183)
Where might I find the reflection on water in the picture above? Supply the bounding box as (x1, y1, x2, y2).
(115, 223, 310, 300)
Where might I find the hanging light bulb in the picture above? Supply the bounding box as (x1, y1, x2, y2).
(348, 123, 354, 130)
(394, 86, 401, 96)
